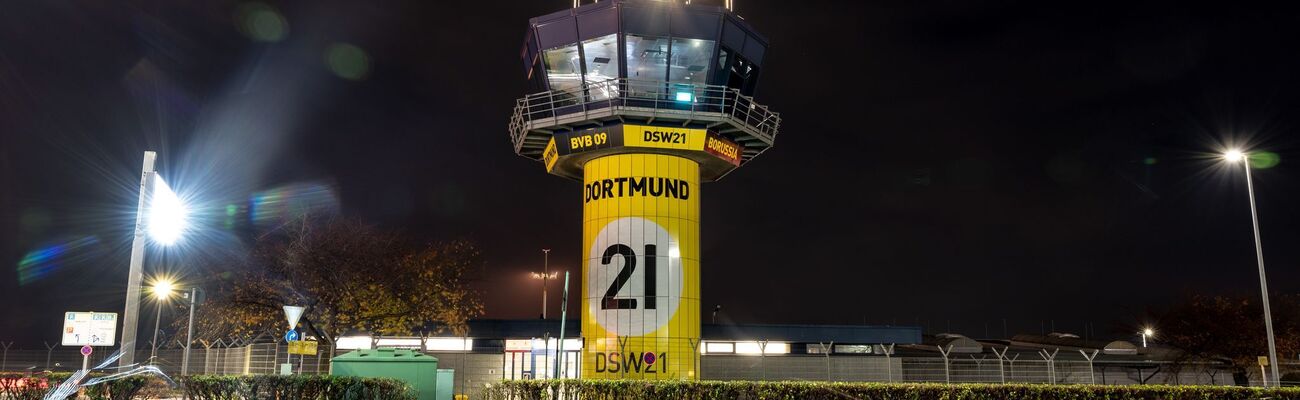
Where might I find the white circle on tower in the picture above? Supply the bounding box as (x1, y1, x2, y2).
(588, 217, 683, 336)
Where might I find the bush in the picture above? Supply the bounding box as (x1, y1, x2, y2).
(0, 372, 155, 400)
(482, 380, 1300, 400)
(183, 374, 414, 400)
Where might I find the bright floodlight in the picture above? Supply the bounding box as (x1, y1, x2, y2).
(1224, 149, 1244, 162)
(152, 280, 175, 300)
(1143, 328, 1154, 336)
(148, 174, 187, 245)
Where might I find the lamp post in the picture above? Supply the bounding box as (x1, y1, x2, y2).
(149, 279, 176, 365)
(181, 287, 199, 375)
(1140, 328, 1153, 348)
(120, 151, 187, 368)
(542, 249, 549, 319)
(532, 249, 557, 319)
(1224, 149, 1280, 387)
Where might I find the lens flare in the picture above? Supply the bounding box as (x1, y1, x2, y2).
(149, 174, 188, 245)
(1223, 149, 1244, 162)
(16, 236, 101, 286)
(249, 182, 339, 227)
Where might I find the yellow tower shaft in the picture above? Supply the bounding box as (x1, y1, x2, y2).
(581, 153, 701, 380)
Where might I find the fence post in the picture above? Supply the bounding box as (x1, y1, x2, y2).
(1079, 349, 1099, 385)
(43, 342, 55, 370)
(819, 341, 834, 381)
(243, 344, 252, 375)
(937, 345, 953, 383)
(970, 355, 987, 382)
(991, 347, 1009, 383)
(758, 340, 768, 381)
(881, 344, 895, 382)
(1038, 348, 1059, 383)
(1, 341, 12, 371)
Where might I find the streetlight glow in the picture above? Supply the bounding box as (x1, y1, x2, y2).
(1224, 149, 1244, 162)
(1143, 328, 1154, 337)
(148, 174, 188, 245)
(151, 279, 176, 300)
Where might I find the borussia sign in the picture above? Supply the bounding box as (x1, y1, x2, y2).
(704, 132, 741, 166)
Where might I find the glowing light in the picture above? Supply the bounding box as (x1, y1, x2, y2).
(1224, 149, 1244, 162)
(336, 336, 374, 350)
(235, 2, 289, 42)
(151, 279, 175, 300)
(424, 338, 474, 351)
(1143, 328, 1154, 337)
(675, 91, 693, 102)
(250, 182, 340, 227)
(148, 175, 187, 245)
(326, 43, 371, 80)
(16, 236, 101, 285)
(1250, 151, 1282, 169)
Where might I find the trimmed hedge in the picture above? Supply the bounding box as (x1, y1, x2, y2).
(483, 380, 1300, 400)
(182, 374, 415, 400)
(0, 372, 153, 400)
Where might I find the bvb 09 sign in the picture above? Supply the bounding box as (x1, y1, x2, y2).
(582, 153, 699, 380)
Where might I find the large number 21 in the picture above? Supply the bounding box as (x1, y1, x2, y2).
(600, 244, 656, 310)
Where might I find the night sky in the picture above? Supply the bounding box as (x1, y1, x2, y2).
(3, 0, 1300, 346)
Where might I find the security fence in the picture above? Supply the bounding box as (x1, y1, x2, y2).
(3, 343, 1297, 399)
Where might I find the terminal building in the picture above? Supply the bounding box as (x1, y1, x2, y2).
(331, 320, 921, 398)
(321, 321, 1237, 398)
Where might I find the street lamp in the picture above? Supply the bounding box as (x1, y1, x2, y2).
(1223, 148, 1280, 386)
(120, 151, 189, 368)
(148, 278, 176, 365)
(533, 249, 557, 319)
(1140, 327, 1154, 348)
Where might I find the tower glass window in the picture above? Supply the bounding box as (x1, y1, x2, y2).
(543, 44, 583, 104)
(669, 38, 714, 84)
(669, 38, 715, 103)
(625, 34, 669, 98)
(581, 34, 619, 100)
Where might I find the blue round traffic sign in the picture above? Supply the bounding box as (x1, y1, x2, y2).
(284, 330, 299, 342)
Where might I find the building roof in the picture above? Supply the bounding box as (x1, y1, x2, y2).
(423, 320, 922, 344)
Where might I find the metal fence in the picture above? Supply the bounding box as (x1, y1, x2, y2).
(509, 78, 782, 149)
(699, 354, 1288, 386)
(4, 344, 1296, 399)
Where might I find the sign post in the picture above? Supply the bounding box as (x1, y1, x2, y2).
(80, 345, 92, 370)
(64, 312, 116, 372)
(282, 306, 305, 375)
(63, 312, 118, 347)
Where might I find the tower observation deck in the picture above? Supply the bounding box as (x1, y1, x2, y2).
(508, 0, 780, 380)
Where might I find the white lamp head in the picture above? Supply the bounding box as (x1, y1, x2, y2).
(148, 174, 188, 245)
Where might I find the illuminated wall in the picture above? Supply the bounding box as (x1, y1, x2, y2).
(581, 153, 700, 380)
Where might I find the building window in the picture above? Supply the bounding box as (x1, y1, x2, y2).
(806, 343, 831, 354)
(669, 38, 715, 85)
(704, 342, 734, 354)
(834, 344, 874, 354)
(425, 338, 474, 352)
(712, 46, 731, 87)
(581, 34, 619, 100)
(543, 44, 583, 103)
(625, 34, 668, 98)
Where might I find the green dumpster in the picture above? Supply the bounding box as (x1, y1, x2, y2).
(331, 349, 439, 400)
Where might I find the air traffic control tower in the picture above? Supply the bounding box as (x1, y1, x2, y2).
(509, 0, 780, 380)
